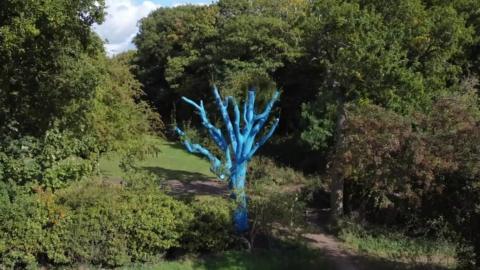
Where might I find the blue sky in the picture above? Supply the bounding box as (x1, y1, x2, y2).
(94, 0, 216, 55)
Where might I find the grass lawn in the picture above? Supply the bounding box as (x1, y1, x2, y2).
(119, 249, 332, 270)
(99, 138, 214, 181)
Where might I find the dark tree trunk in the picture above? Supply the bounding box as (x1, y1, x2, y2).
(330, 101, 346, 223)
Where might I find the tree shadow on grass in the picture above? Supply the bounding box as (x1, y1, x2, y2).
(193, 239, 334, 270)
(142, 166, 229, 197)
(142, 166, 211, 181)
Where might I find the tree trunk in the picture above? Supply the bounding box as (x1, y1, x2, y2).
(330, 102, 346, 223)
(231, 162, 249, 233)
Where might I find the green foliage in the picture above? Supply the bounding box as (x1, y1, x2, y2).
(301, 0, 476, 149)
(134, 5, 218, 119)
(0, 0, 159, 163)
(0, 51, 161, 189)
(0, 180, 193, 268)
(249, 183, 305, 247)
(247, 159, 307, 246)
(87, 53, 162, 155)
(0, 129, 98, 190)
(182, 197, 235, 252)
(0, 0, 105, 138)
(53, 180, 193, 266)
(328, 92, 480, 266)
(134, 0, 306, 123)
(0, 185, 49, 269)
(249, 156, 309, 185)
(0, 174, 241, 268)
(339, 220, 458, 269)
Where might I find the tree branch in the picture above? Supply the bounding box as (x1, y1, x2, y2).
(181, 96, 228, 152)
(212, 86, 238, 154)
(255, 91, 280, 120)
(247, 118, 280, 160)
(228, 96, 243, 156)
(175, 128, 226, 180)
(250, 91, 280, 137)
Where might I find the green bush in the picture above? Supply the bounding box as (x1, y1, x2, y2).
(249, 156, 308, 185)
(248, 182, 306, 248)
(182, 197, 235, 252)
(0, 180, 194, 268)
(0, 186, 49, 269)
(0, 129, 98, 190)
(55, 180, 194, 266)
(0, 178, 240, 268)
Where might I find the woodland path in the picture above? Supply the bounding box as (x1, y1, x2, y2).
(304, 209, 358, 270)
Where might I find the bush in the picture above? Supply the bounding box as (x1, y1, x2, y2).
(56, 180, 194, 266)
(0, 129, 98, 190)
(0, 180, 195, 268)
(328, 92, 480, 267)
(0, 177, 240, 268)
(248, 182, 306, 248)
(0, 186, 50, 269)
(182, 196, 235, 252)
(249, 156, 308, 185)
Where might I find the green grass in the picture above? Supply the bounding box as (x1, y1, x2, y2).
(339, 224, 458, 269)
(119, 249, 332, 270)
(99, 138, 214, 180)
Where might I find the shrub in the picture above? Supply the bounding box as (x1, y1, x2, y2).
(55, 180, 194, 266)
(0, 180, 195, 268)
(248, 182, 306, 248)
(182, 196, 235, 252)
(328, 92, 480, 267)
(249, 156, 308, 185)
(0, 186, 49, 269)
(0, 129, 98, 190)
(0, 177, 241, 268)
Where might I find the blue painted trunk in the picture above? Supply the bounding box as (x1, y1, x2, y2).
(231, 162, 249, 233)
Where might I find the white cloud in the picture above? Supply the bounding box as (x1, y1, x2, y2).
(172, 2, 207, 7)
(93, 0, 160, 56)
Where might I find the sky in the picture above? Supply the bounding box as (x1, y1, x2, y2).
(93, 0, 214, 55)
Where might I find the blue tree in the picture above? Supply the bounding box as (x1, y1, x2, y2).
(176, 86, 280, 233)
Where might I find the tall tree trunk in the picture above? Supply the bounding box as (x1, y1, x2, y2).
(231, 162, 249, 233)
(330, 101, 346, 223)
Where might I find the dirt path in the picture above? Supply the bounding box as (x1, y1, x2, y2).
(302, 209, 358, 270)
(304, 230, 357, 270)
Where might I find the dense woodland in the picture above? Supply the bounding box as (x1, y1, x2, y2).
(0, 0, 480, 269)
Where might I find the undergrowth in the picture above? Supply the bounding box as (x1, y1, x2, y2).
(339, 220, 458, 269)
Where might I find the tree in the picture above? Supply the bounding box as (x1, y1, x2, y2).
(176, 87, 280, 232)
(134, 5, 219, 121)
(328, 92, 480, 266)
(300, 0, 475, 220)
(0, 0, 106, 139)
(134, 0, 306, 124)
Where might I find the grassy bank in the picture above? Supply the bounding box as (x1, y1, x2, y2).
(339, 223, 457, 269)
(99, 139, 213, 180)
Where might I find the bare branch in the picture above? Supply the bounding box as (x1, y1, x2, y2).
(181, 96, 228, 151)
(247, 118, 280, 160)
(175, 128, 225, 179)
(212, 86, 238, 153)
